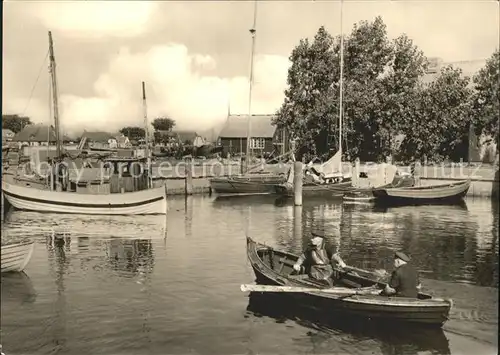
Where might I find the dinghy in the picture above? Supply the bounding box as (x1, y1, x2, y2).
(244, 236, 453, 326)
(372, 180, 471, 206)
(1, 240, 35, 273)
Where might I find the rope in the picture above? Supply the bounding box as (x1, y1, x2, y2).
(22, 49, 49, 117)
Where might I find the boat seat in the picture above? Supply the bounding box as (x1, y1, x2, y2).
(279, 257, 295, 267)
(278, 257, 296, 273)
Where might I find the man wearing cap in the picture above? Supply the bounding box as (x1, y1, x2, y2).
(292, 236, 347, 286)
(382, 251, 421, 298)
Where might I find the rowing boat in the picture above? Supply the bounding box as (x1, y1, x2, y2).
(1, 240, 35, 273)
(372, 180, 471, 206)
(245, 236, 452, 326)
(343, 174, 415, 202)
(210, 173, 286, 196)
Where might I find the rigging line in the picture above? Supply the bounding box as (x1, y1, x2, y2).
(22, 49, 50, 117)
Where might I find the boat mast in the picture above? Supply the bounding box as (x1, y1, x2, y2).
(48, 31, 62, 159)
(338, 0, 344, 166)
(142, 81, 152, 188)
(245, 0, 258, 171)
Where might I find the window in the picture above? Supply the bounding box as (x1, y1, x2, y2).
(250, 138, 265, 149)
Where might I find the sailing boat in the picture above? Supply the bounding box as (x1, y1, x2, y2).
(209, 1, 290, 197)
(2, 32, 167, 215)
(274, 1, 352, 198)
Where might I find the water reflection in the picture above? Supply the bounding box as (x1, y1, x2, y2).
(1, 272, 37, 304)
(47, 232, 70, 351)
(185, 197, 193, 238)
(246, 292, 451, 355)
(2, 211, 168, 240)
(212, 195, 281, 208)
(106, 239, 155, 275)
(269, 199, 498, 287)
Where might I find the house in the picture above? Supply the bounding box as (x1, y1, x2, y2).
(154, 130, 205, 147)
(79, 131, 116, 150)
(115, 135, 132, 148)
(217, 114, 288, 156)
(11, 124, 72, 146)
(2, 129, 15, 142)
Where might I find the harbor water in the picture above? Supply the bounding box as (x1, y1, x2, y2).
(1, 196, 498, 354)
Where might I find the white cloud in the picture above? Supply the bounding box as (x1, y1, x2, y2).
(53, 44, 290, 135)
(28, 1, 157, 38)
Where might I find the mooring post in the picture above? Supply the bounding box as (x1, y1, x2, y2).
(240, 156, 246, 175)
(293, 161, 303, 206)
(414, 161, 421, 186)
(185, 157, 193, 195)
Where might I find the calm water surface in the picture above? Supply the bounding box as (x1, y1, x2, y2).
(1, 196, 498, 355)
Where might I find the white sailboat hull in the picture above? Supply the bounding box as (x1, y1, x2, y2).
(2, 181, 167, 215)
(1, 241, 35, 273)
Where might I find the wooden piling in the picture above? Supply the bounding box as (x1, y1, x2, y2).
(185, 158, 193, 195)
(414, 161, 421, 186)
(293, 161, 303, 206)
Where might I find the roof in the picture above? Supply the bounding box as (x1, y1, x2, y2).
(175, 130, 199, 143)
(81, 131, 115, 143)
(156, 130, 200, 143)
(219, 115, 277, 138)
(11, 124, 71, 142)
(115, 136, 130, 144)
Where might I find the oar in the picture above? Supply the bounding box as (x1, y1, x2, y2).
(240, 284, 381, 296)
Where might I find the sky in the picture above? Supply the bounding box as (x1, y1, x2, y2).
(2, 0, 499, 137)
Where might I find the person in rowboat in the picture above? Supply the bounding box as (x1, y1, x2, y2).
(381, 251, 421, 298)
(292, 236, 347, 286)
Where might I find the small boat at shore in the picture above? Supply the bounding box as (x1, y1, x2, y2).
(274, 152, 353, 198)
(1, 240, 35, 273)
(343, 173, 415, 202)
(210, 172, 287, 196)
(372, 180, 471, 206)
(245, 236, 452, 326)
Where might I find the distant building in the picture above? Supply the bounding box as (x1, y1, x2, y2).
(217, 114, 288, 156)
(115, 135, 132, 149)
(11, 124, 71, 146)
(2, 128, 15, 142)
(155, 130, 205, 147)
(79, 131, 115, 150)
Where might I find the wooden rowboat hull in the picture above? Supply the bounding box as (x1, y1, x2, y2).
(2, 180, 167, 215)
(246, 237, 451, 326)
(372, 180, 470, 206)
(1, 241, 35, 273)
(343, 175, 415, 202)
(210, 175, 285, 196)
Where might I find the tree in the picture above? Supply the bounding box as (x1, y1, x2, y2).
(274, 17, 417, 162)
(273, 26, 340, 162)
(119, 126, 145, 141)
(151, 117, 176, 132)
(471, 50, 499, 148)
(398, 66, 472, 162)
(377, 34, 428, 159)
(2, 114, 32, 133)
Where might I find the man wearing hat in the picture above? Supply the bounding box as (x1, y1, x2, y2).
(292, 236, 347, 286)
(382, 251, 421, 298)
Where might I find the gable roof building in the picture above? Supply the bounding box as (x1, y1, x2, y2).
(11, 124, 71, 143)
(80, 131, 116, 143)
